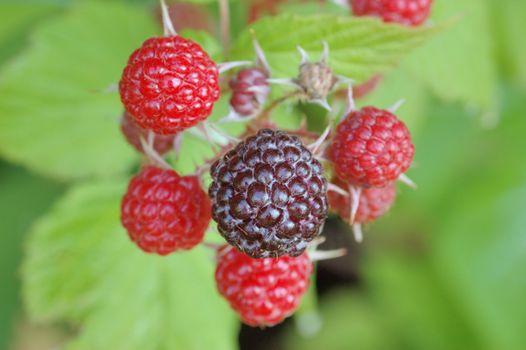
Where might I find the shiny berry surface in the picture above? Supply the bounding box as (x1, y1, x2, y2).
(119, 36, 220, 135)
(121, 166, 211, 255)
(229, 68, 269, 116)
(209, 129, 328, 259)
(120, 111, 176, 155)
(215, 246, 312, 327)
(329, 106, 414, 188)
(350, 0, 433, 26)
(328, 177, 396, 223)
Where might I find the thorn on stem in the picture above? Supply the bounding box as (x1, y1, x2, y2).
(348, 185, 362, 224)
(218, 61, 252, 74)
(388, 99, 406, 113)
(297, 45, 310, 64)
(139, 133, 172, 170)
(398, 173, 417, 189)
(351, 223, 363, 243)
(160, 0, 177, 37)
(344, 84, 356, 117)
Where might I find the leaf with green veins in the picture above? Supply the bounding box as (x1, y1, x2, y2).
(0, 2, 159, 180)
(22, 180, 237, 350)
(229, 14, 443, 83)
(402, 0, 497, 110)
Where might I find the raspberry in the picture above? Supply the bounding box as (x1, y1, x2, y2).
(215, 246, 312, 327)
(350, 0, 433, 26)
(328, 106, 414, 188)
(328, 177, 396, 223)
(209, 129, 328, 259)
(229, 68, 269, 117)
(121, 166, 211, 255)
(119, 36, 220, 135)
(120, 111, 176, 155)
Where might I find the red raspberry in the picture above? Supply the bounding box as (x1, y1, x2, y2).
(328, 106, 414, 188)
(350, 0, 433, 26)
(328, 177, 396, 223)
(119, 36, 220, 135)
(229, 68, 269, 117)
(215, 246, 312, 327)
(121, 166, 211, 255)
(120, 111, 176, 155)
(209, 129, 328, 259)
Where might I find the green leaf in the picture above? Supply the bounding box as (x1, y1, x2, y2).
(284, 290, 394, 350)
(180, 28, 223, 62)
(402, 0, 497, 110)
(433, 186, 526, 350)
(365, 253, 483, 350)
(491, 0, 526, 91)
(0, 2, 159, 180)
(0, 162, 64, 349)
(0, 3, 60, 65)
(230, 14, 442, 82)
(363, 87, 526, 350)
(359, 68, 429, 133)
(22, 180, 237, 350)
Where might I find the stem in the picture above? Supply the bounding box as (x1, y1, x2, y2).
(283, 128, 321, 140)
(294, 270, 322, 338)
(218, 0, 230, 55)
(161, 0, 177, 36)
(256, 90, 301, 123)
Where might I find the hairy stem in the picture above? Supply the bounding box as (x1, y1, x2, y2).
(218, 0, 230, 55)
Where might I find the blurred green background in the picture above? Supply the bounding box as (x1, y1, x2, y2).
(0, 0, 525, 349)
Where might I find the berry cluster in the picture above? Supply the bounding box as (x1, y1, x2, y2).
(115, 0, 427, 328)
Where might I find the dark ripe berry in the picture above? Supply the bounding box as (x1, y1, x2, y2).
(121, 166, 211, 255)
(328, 106, 414, 188)
(297, 61, 337, 101)
(350, 0, 433, 27)
(209, 129, 328, 259)
(119, 36, 220, 135)
(215, 246, 312, 327)
(229, 68, 269, 117)
(328, 177, 396, 223)
(120, 111, 176, 155)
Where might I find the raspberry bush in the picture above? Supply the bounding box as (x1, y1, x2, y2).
(9, 0, 523, 349)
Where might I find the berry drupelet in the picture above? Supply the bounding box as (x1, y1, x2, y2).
(328, 106, 414, 188)
(119, 36, 220, 135)
(328, 177, 397, 224)
(215, 245, 312, 327)
(121, 166, 211, 255)
(209, 129, 328, 259)
(350, 0, 433, 27)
